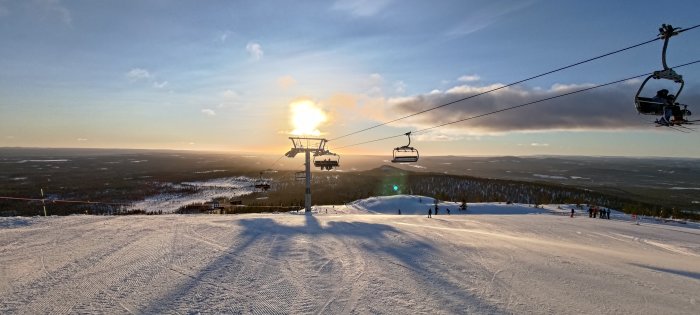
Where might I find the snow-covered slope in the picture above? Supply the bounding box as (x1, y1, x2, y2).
(342, 194, 548, 215)
(1, 197, 699, 314)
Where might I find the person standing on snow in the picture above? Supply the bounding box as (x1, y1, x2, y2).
(428, 208, 432, 218)
(398, 209, 401, 215)
(570, 208, 575, 218)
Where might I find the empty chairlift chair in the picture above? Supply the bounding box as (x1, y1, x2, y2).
(391, 132, 419, 163)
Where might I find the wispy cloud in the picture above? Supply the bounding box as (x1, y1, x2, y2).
(446, 1, 535, 37)
(530, 142, 549, 147)
(277, 75, 297, 89)
(36, 0, 72, 25)
(201, 109, 216, 116)
(246, 42, 264, 60)
(332, 0, 393, 17)
(77, 138, 88, 141)
(126, 68, 152, 80)
(153, 81, 168, 88)
(394, 81, 407, 94)
(458, 74, 481, 82)
(222, 89, 238, 98)
(218, 30, 232, 43)
(126, 68, 171, 90)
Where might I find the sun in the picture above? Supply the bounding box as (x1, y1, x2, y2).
(290, 99, 327, 136)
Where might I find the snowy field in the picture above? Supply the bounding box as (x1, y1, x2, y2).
(127, 177, 255, 213)
(1, 197, 699, 314)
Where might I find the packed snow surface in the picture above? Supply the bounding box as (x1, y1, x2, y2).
(1, 196, 699, 314)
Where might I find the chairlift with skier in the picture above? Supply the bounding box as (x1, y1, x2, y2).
(253, 171, 271, 191)
(635, 24, 694, 126)
(313, 151, 340, 170)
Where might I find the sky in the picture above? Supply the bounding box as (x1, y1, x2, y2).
(1, 0, 699, 157)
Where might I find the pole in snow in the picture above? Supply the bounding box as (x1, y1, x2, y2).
(40, 188, 47, 217)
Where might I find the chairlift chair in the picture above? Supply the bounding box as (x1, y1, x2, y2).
(391, 132, 419, 163)
(253, 172, 271, 191)
(634, 24, 689, 123)
(313, 151, 340, 170)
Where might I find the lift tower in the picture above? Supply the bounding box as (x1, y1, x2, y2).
(285, 137, 329, 214)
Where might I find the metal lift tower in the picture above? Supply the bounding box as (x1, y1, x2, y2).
(285, 137, 329, 214)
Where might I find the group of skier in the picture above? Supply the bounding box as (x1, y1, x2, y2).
(588, 206, 611, 219)
(426, 205, 450, 218)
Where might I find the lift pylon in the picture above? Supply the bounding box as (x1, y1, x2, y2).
(285, 137, 330, 214)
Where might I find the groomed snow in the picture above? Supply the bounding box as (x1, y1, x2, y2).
(1, 195, 699, 314)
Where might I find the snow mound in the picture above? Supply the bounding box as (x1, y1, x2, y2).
(316, 195, 550, 215)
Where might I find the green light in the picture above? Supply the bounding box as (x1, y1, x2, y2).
(393, 185, 398, 191)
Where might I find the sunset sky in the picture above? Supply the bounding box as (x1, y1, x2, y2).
(1, 0, 699, 157)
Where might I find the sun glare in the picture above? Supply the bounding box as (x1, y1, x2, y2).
(290, 99, 327, 136)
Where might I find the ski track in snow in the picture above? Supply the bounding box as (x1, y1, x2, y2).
(1, 198, 699, 314)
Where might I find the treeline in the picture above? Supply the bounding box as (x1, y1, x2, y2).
(2, 167, 698, 220)
(246, 168, 699, 220)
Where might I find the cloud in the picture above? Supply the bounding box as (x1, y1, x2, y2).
(246, 42, 264, 60)
(277, 75, 297, 89)
(222, 89, 238, 98)
(36, 0, 72, 25)
(446, 1, 535, 37)
(386, 82, 700, 133)
(365, 73, 384, 96)
(76, 138, 88, 141)
(458, 74, 481, 82)
(413, 131, 466, 142)
(326, 93, 358, 109)
(126, 68, 152, 80)
(153, 81, 168, 88)
(201, 109, 216, 116)
(394, 81, 407, 94)
(218, 30, 232, 43)
(332, 0, 393, 17)
(530, 142, 549, 147)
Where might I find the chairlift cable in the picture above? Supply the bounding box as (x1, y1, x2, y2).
(329, 38, 659, 142)
(331, 59, 700, 151)
(329, 24, 700, 142)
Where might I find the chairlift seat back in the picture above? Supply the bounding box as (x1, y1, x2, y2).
(635, 97, 666, 115)
(391, 156, 419, 163)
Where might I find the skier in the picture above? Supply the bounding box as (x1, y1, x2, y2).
(446, 208, 450, 215)
(428, 208, 432, 218)
(570, 208, 575, 218)
(606, 209, 611, 220)
(435, 206, 439, 215)
(398, 208, 401, 215)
